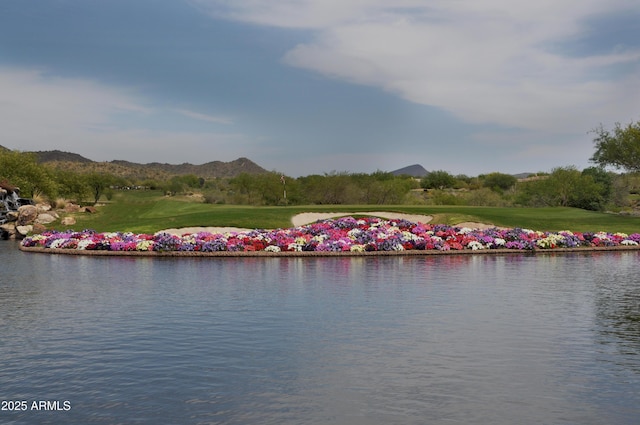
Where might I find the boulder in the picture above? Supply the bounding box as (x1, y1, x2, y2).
(31, 223, 47, 234)
(64, 203, 81, 213)
(61, 216, 76, 226)
(35, 213, 57, 224)
(37, 203, 52, 212)
(17, 205, 38, 225)
(16, 225, 33, 237)
(0, 223, 15, 239)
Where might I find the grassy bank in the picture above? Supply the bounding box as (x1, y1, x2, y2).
(65, 191, 640, 234)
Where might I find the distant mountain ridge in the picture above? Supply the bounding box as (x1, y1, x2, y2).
(391, 164, 429, 177)
(28, 149, 268, 179)
(108, 157, 267, 178)
(390, 163, 536, 180)
(34, 149, 94, 163)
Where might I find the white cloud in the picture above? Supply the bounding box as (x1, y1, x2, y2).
(194, 0, 640, 133)
(0, 66, 248, 163)
(79, 130, 253, 164)
(173, 108, 233, 125)
(0, 67, 150, 147)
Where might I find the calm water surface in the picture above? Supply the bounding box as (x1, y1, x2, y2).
(1, 242, 639, 424)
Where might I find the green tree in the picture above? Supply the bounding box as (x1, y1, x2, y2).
(83, 172, 115, 204)
(53, 169, 89, 203)
(590, 120, 640, 172)
(229, 173, 259, 204)
(0, 150, 57, 199)
(297, 172, 358, 204)
(256, 172, 287, 205)
(480, 172, 517, 192)
(515, 166, 606, 210)
(582, 167, 613, 202)
(420, 170, 456, 190)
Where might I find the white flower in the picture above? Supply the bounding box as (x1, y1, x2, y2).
(402, 231, 419, 241)
(78, 239, 94, 250)
(621, 240, 638, 246)
(467, 241, 484, 250)
(50, 239, 65, 249)
(264, 245, 281, 252)
(494, 238, 506, 246)
(136, 240, 154, 251)
(287, 243, 302, 252)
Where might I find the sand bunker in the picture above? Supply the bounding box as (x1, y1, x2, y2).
(290, 212, 433, 227)
(160, 213, 501, 236)
(160, 226, 252, 236)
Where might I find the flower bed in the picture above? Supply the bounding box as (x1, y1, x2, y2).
(19, 216, 640, 255)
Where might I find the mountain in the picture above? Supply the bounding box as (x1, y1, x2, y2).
(391, 164, 429, 177)
(34, 149, 94, 163)
(25, 149, 268, 179)
(109, 157, 267, 178)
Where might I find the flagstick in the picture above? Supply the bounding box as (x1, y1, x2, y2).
(281, 175, 287, 206)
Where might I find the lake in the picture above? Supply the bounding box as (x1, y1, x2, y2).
(1, 242, 639, 424)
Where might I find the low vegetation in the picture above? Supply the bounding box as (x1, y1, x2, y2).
(55, 190, 639, 235)
(2, 118, 639, 234)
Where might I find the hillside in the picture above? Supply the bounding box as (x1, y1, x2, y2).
(34, 149, 94, 163)
(28, 149, 268, 180)
(110, 157, 266, 178)
(391, 164, 429, 177)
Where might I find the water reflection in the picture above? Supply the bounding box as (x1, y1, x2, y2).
(1, 244, 639, 424)
(591, 252, 640, 370)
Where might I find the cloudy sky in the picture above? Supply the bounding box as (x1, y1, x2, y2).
(1, 0, 639, 176)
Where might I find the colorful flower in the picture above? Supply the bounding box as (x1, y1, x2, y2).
(19, 217, 640, 254)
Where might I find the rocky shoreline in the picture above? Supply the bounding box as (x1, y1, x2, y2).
(19, 216, 640, 257)
(18, 244, 640, 257)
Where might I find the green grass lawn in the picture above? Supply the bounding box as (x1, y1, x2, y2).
(65, 191, 640, 234)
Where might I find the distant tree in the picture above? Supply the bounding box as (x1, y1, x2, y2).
(480, 172, 517, 192)
(515, 166, 607, 210)
(556, 167, 606, 209)
(582, 166, 613, 198)
(0, 150, 57, 199)
(590, 120, 640, 172)
(83, 172, 116, 204)
(318, 172, 355, 204)
(349, 172, 412, 204)
(420, 170, 455, 190)
(297, 172, 358, 204)
(453, 174, 473, 189)
(256, 172, 287, 205)
(54, 169, 89, 203)
(229, 173, 259, 204)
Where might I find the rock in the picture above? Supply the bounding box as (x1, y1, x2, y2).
(37, 203, 52, 212)
(64, 203, 81, 213)
(31, 223, 47, 234)
(35, 213, 57, 224)
(17, 205, 38, 225)
(61, 216, 76, 226)
(0, 223, 15, 239)
(16, 225, 33, 236)
(5, 211, 18, 222)
(82, 206, 97, 213)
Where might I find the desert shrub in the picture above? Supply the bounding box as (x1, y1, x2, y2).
(462, 188, 510, 206)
